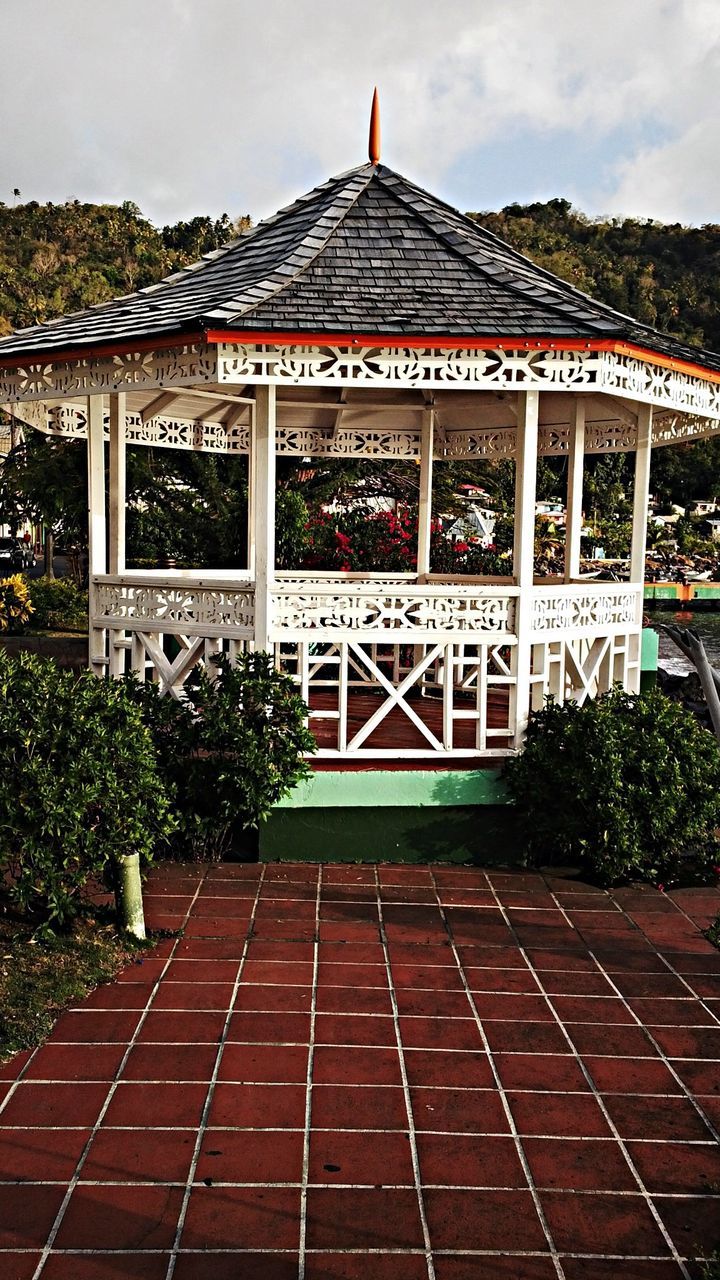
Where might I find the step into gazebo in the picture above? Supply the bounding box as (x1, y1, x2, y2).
(2, 112, 720, 854)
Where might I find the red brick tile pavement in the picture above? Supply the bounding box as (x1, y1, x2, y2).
(0, 864, 718, 1278)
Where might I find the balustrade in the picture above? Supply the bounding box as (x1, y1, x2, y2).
(90, 574, 643, 759)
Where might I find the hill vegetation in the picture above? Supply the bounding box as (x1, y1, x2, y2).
(470, 197, 720, 354)
(0, 200, 250, 335)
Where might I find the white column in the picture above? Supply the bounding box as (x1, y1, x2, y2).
(87, 395, 107, 675)
(564, 397, 585, 583)
(252, 384, 277, 651)
(631, 403, 653, 584)
(416, 406, 434, 581)
(511, 390, 539, 746)
(247, 400, 256, 579)
(109, 393, 126, 575)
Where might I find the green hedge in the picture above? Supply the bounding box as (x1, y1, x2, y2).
(504, 686, 720, 885)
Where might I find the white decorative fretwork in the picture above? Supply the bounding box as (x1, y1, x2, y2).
(0, 343, 219, 404)
(275, 426, 421, 458)
(271, 585, 516, 639)
(531, 632, 641, 708)
(93, 579, 255, 637)
(219, 343, 604, 390)
(216, 342, 720, 422)
(531, 586, 640, 633)
(651, 409, 720, 448)
(444, 428, 518, 459)
(89, 573, 644, 753)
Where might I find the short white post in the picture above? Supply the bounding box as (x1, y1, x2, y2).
(87, 395, 107, 676)
(252, 384, 277, 652)
(511, 390, 539, 746)
(416, 406, 434, 581)
(564, 397, 585, 583)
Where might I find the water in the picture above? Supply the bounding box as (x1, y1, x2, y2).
(651, 609, 720, 675)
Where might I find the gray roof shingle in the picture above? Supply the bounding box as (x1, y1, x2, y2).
(1, 162, 719, 374)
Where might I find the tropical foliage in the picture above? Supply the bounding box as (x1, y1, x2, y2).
(0, 650, 175, 928)
(0, 574, 33, 633)
(123, 652, 316, 860)
(0, 200, 250, 335)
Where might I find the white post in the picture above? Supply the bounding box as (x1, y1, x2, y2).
(629, 403, 653, 693)
(631, 403, 653, 584)
(564, 397, 585, 583)
(416, 407, 434, 581)
(87, 395, 107, 675)
(252, 384, 277, 651)
(109, 393, 126, 575)
(247, 400, 256, 579)
(511, 390, 539, 746)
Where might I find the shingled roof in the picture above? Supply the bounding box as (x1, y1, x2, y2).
(1, 162, 719, 374)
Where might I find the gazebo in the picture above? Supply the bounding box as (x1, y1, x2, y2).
(2, 111, 720, 855)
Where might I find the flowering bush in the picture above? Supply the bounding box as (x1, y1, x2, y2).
(301, 506, 509, 576)
(0, 575, 34, 634)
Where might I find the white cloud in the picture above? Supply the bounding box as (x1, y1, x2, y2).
(604, 118, 720, 224)
(0, 0, 717, 224)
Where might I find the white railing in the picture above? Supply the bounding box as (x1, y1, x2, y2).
(90, 575, 644, 754)
(530, 583, 643, 709)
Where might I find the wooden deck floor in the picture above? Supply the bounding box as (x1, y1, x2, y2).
(307, 688, 510, 769)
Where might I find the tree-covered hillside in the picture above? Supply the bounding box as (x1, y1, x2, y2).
(0, 201, 250, 335)
(470, 198, 720, 355)
(2, 192, 720, 353)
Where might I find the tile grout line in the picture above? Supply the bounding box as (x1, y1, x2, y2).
(529, 880, 704, 1278)
(163, 865, 267, 1280)
(543, 885, 720, 1145)
(297, 864, 322, 1280)
(374, 866, 436, 1280)
(606, 888, 720, 1026)
(428, 869, 567, 1280)
(28, 868, 210, 1280)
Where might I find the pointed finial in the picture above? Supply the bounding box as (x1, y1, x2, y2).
(368, 87, 381, 165)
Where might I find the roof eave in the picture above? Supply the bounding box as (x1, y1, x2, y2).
(1, 326, 720, 388)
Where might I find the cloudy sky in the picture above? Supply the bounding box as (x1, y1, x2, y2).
(1, 0, 718, 229)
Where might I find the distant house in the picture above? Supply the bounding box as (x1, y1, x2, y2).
(705, 518, 720, 542)
(446, 504, 496, 548)
(692, 499, 718, 516)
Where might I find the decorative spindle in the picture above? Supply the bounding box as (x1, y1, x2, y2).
(368, 87, 381, 165)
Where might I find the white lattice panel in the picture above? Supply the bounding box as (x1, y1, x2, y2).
(0, 344, 219, 403)
(271, 585, 517, 640)
(275, 426, 421, 458)
(93, 579, 255, 637)
(531, 586, 641, 634)
(531, 631, 641, 708)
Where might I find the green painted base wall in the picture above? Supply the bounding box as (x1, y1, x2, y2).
(259, 803, 522, 864)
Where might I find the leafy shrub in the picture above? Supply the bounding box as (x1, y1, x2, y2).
(124, 651, 316, 859)
(504, 686, 720, 885)
(25, 575, 88, 631)
(0, 575, 33, 633)
(0, 650, 176, 926)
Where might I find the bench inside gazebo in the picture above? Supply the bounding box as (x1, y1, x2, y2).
(3, 113, 720, 858)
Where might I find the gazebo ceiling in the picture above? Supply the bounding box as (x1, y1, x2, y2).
(1, 162, 720, 379)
